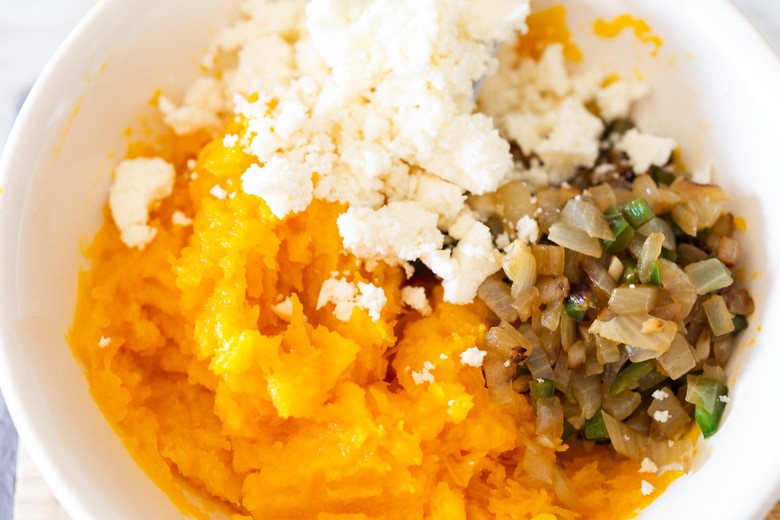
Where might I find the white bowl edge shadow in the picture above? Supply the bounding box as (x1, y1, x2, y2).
(0, 0, 779, 519)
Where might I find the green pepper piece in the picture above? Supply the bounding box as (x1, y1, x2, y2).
(623, 197, 655, 229)
(621, 258, 639, 285)
(529, 378, 555, 408)
(603, 205, 635, 253)
(648, 261, 662, 286)
(609, 360, 655, 397)
(695, 386, 728, 438)
(649, 165, 676, 186)
(583, 410, 609, 440)
(732, 314, 749, 332)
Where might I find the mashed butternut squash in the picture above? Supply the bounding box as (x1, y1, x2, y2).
(71, 120, 679, 519)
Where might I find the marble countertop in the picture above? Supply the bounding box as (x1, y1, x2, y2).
(1, 1, 779, 519)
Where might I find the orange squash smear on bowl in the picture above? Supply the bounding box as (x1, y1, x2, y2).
(69, 2, 753, 519)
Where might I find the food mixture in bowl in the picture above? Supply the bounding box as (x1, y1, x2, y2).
(68, 1, 754, 518)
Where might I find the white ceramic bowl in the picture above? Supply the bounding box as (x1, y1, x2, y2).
(1, 1, 780, 518)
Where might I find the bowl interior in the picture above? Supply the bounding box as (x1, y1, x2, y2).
(1, 0, 780, 518)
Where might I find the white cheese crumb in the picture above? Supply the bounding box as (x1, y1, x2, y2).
(171, 211, 192, 227)
(98, 336, 111, 348)
(459, 346, 487, 368)
(210, 184, 228, 200)
(653, 410, 671, 423)
(108, 157, 175, 249)
(719, 394, 730, 403)
(272, 297, 294, 321)
(242, 158, 313, 219)
(440, 353, 448, 360)
(401, 286, 432, 316)
(641, 480, 655, 496)
(316, 276, 386, 322)
(515, 215, 540, 245)
(639, 457, 658, 474)
(618, 128, 677, 174)
(222, 133, 239, 148)
(411, 361, 436, 385)
(651, 389, 669, 401)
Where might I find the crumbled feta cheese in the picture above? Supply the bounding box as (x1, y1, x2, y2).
(108, 157, 175, 249)
(440, 353, 448, 360)
(316, 276, 387, 322)
(411, 361, 436, 385)
(595, 79, 650, 121)
(719, 394, 730, 403)
(171, 211, 192, 227)
(641, 480, 655, 496)
(272, 297, 294, 321)
(460, 346, 487, 368)
(210, 185, 228, 200)
(98, 336, 111, 348)
(618, 128, 677, 174)
(651, 389, 668, 401)
(401, 286, 432, 316)
(241, 158, 313, 218)
(222, 133, 239, 148)
(653, 410, 670, 423)
(639, 457, 658, 474)
(515, 215, 539, 244)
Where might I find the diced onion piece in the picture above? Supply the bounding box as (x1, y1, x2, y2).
(589, 313, 677, 354)
(602, 411, 649, 461)
(483, 351, 517, 408)
(702, 294, 735, 337)
(604, 390, 642, 421)
(581, 257, 617, 297)
(478, 275, 518, 323)
(686, 197, 724, 230)
(638, 232, 665, 284)
(658, 258, 696, 320)
(561, 198, 615, 240)
(502, 240, 537, 296)
(595, 335, 621, 365)
(722, 287, 755, 315)
(685, 374, 722, 413)
(587, 183, 617, 212)
(684, 258, 733, 294)
(608, 286, 662, 315)
(670, 178, 730, 202)
(532, 244, 565, 276)
(551, 465, 578, 508)
(548, 221, 603, 258)
(512, 285, 541, 322)
(526, 336, 554, 381)
(536, 396, 565, 441)
(656, 333, 697, 380)
(567, 340, 586, 369)
(716, 236, 741, 266)
(632, 174, 661, 212)
(571, 370, 602, 420)
(647, 388, 691, 439)
(607, 255, 624, 281)
(647, 438, 693, 473)
(494, 180, 534, 224)
(523, 441, 554, 485)
(671, 203, 697, 236)
(484, 321, 531, 360)
(637, 217, 676, 251)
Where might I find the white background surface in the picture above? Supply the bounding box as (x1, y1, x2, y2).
(0, 0, 779, 518)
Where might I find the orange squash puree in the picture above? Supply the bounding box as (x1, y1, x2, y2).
(69, 112, 680, 518)
(517, 6, 582, 62)
(593, 14, 663, 56)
